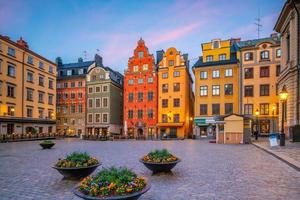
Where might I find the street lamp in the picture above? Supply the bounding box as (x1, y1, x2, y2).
(279, 85, 288, 146)
(254, 109, 259, 140)
(272, 105, 276, 133)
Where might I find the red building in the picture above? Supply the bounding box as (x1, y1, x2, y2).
(124, 39, 158, 139)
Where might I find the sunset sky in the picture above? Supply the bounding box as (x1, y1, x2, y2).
(0, 0, 285, 72)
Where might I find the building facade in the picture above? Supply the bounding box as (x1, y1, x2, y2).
(123, 39, 158, 139)
(0, 35, 56, 135)
(274, 0, 300, 138)
(86, 56, 123, 137)
(56, 57, 92, 136)
(239, 35, 281, 135)
(193, 39, 240, 137)
(157, 47, 194, 139)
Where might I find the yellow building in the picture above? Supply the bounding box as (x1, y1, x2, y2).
(156, 47, 194, 139)
(0, 35, 56, 135)
(239, 34, 281, 135)
(193, 39, 240, 137)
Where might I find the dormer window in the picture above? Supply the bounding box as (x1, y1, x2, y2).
(260, 51, 269, 60)
(206, 55, 213, 62)
(168, 60, 174, 66)
(138, 51, 144, 58)
(212, 40, 220, 49)
(219, 54, 226, 61)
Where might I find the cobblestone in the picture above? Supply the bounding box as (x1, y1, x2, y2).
(0, 138, 300, 200)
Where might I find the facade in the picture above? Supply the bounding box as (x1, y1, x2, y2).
(56, 57, 92, 136)
(239, 35, 281, 135)
(157, 47, 194, 139)
(0, 35, 56, 134)
(274, 0, 300, 138)
(193, 39, 240, 137)
(123, 39, 158, 139)
(86, 56, 123, 137)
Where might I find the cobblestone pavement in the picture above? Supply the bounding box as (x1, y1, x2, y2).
(0, 138, 300, 200)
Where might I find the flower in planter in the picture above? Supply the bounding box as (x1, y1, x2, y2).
(142, 149, 178, 163)
(55, 152, 99, 168)
(78, 167, 147, 198)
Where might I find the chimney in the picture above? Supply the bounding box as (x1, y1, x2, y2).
(230, 38, 241, 44)
(55, 57, 63, 66)
(78, 57, 83, 63)
(156, 50, 164, 65)
(17, 37, 29, 49)
(183, 53, 189, 68)
(271, 32, 279, 40)
(94, 54, 103, 67)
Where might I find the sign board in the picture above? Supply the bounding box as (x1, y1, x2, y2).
(269, 134, 278, 147)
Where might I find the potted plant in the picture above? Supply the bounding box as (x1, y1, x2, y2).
(53, 152, 100, 179)
(73, 167, 150, 200)
(40, 140, 55, 149)
(140, 149, 181, 174)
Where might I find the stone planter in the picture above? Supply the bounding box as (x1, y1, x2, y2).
(53, 163, 101, 180)
(40, 143, 55, 149)
(140, 159, 181, 174)
(73, 178, 150, 200)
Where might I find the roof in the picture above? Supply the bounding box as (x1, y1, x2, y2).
(193, 55, 239, 68)
(57, 60, 94, 78)
(58, 61, 94, 69)
(238, 36, 280, 48)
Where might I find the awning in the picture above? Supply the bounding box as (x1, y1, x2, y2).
(157, 122, 184, 127)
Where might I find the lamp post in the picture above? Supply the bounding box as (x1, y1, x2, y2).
(272, 105, 276, 133)
(279, 86, 288, 146)
(255, 109, 260, 140)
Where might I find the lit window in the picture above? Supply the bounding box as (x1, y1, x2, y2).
(142, 64, 148, 71)
(200, 86, 208, 96)
(225, 69, 233, 77)
(212, 70, 220, 78)
(212, 85, 220, 96)
(133, 66, 139, 72)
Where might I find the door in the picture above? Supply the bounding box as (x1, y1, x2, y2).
(169, 128, 177, 138)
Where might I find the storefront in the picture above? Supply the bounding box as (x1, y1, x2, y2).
(194, 117, 217, 138)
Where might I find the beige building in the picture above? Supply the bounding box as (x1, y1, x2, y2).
(0, 35, 56, 135)
(239, 34, 281, 135)
(274, 0, 300, 138)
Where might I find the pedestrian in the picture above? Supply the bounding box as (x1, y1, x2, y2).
(254, 130, 258, 140)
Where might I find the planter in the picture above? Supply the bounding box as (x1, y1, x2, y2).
(140, 159, 181, 174)
(40, 143, 55, 149)
(73, 178, 150, 200)
(53, 163, 101, 180)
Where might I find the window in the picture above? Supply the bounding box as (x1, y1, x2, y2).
(70, 82, 75, 88)
(8, 47, 15, 57)
(173, 83, 180, 92)
(128, 93, 134, 102)
(39, 61, 44, 69)
(133, 66, 138, 72)
(162, 73, 168, 79)
(244, 68, 253, 79)
(244, 52, 253, 61)
(38, 109, 44, 118)
(148, 77, 153, 83)
(244, 104, 253, 115)
(260, 84, 270, 96)
(138, 51, 144, 58)
(67, 70, 72, 76)
(213, 40, 220, 48)
(63, 82, 68, 88)
(168, 60, 174, 66)
(49, 66, 54, 73)
(88, 87, 93, 93)
(287, 34, 290, 62)
(138, 92, 143, 102)
(0, 81, 2, 96)
(162, 114, 168, 123)
(7, 64, 16, 77)
(200, 86, 208, 96)
(0, 59, 2, 73)
(260, 103, 269, 115)
(27, 56, 33, 64)
(148, 91, 153, 101)
(162, 99, 168, 108)
(200, 104, 207, 115)
(63, 93, 68, 100)
(260, 66, 270, 77)
(96, 98, 101, 108)
(103, 85, 108, 92)
(200, 71, 207, 79)
(276, 49, 281, 58)
(95, 114, 101, 123)
(8, 106, 15, 116)
(27, 107, 33, 117)
(78, 81, 82, 87)
(276, 65, 281, 76)
(212, 85, 220, 96)
(88, 114, 93, 123)
(174, 71, 180, 77)
(38, 92, 44, 103)
(142, 64, 148, 71)
(173, 114, 180, 123)
(224, 84, 233, 95)
(88, 99, 93, 108)
(260, 51, 269, 60)
(26, 89, 33, 101)
(71, 104, 76, 113)
(173, 98, 180, 107)
(95, 86, 101, 93)
(225, 69, 233, 77)
(212, 70, 220, 78)
(162, 84, 168, 93)
(27, 71, 34, 82)
(219, 54, 226, 61)
(78, 104, 83, 113)
(99, 74, 104, 79)
(128, 79, 134, 85)
(148, 109, 153, 119)
(103, 98, 108, 107)
(7, 85, 15, 97)
(78, 93, 83, 99)
(225, 103, 233, 115)
(206, 55, 213, 62)
(138, 78, 144, 84)
(39, 76, 44, 86)
(128, 110, 133, 119)
(49, 79, 53, 89)
(212, 104, 220, 115)
(138, 110, 143, 119)
(244, 85, 253, 97)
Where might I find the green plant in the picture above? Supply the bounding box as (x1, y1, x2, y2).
(40, 140, 54, 144)
(142, 149, 178, 163)
(55, 152, 99, 168)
